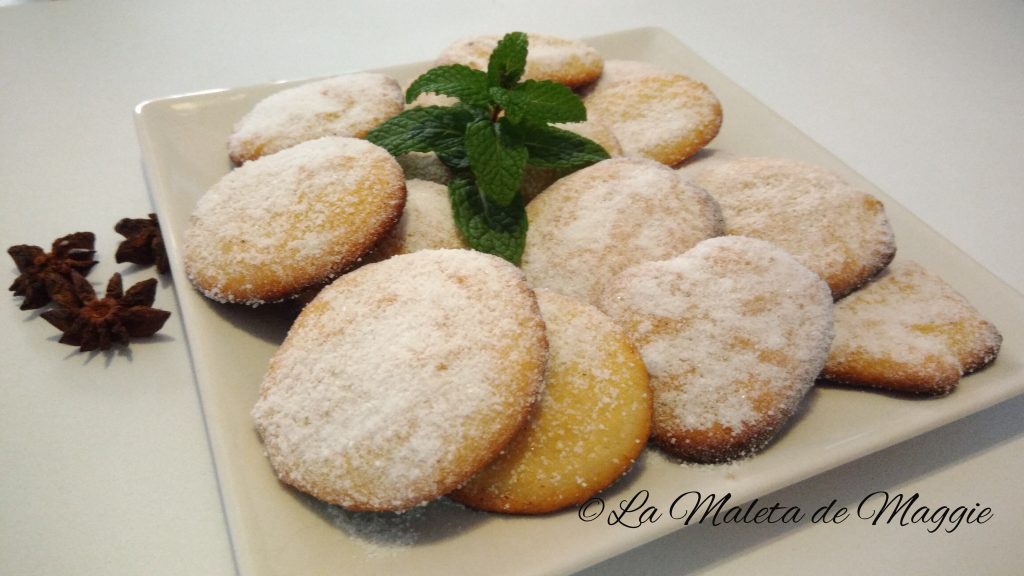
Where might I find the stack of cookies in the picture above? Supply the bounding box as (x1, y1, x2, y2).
(180, 32, 1002, 514)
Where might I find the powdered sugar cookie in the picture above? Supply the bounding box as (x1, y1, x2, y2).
(228, 73, 404, 164)
(436, 33, 603, 88)
(252, 249, 548, 512)
(395, 152, 451, 185)
(404, 86, 460, 109)
(692, 156, 896, 299)
(184, 137, 405, 306)
(365, 179, 466, 262)
(600, 236, 834, 463)
(673, 148, 738, 183)
(452, 289, 651, 514)
(578, 58, 665, 97)
(521, 157, 723, 305)
(821, 260, 1001, 395)
(584, 73, 722, 166)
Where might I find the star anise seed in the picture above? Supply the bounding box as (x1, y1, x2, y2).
(114, 214, 170, 274)
(7, 232, 98, 310)
(40, 271, 171, 352)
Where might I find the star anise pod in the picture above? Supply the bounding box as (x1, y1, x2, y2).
(8, 232, 98, 310)
(114, 213, 170, 274)
(41, 271, 171, 351)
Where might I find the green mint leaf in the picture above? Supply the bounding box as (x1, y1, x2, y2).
(464, 118, 528, 207)
(487, 32, 528, 89)
(448, 172, 527, 264)
(365, 105, 477, 166)
(509, 123, 611, 169)
(435, 149, 471, 170)
(405, 64, 491, 107)
(490, 80, 587, 125)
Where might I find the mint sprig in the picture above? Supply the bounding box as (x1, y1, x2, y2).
(406, 65, 491, 108)
(487, 32, 529, 89)
(465, 119, 528, 207)
(491, 80, 587, 125)
(448, 172, 528, 261)
(367, 31, 609, 263)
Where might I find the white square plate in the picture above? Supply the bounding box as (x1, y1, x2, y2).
(134, 27, 1024, 576)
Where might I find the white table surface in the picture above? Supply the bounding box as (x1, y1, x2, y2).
(2, 1, 1022, 574)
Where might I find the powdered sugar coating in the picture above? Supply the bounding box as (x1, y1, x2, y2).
(693, 156, 896, 299)
(184, 137, 405, 306)
(578, 59, 665, 97)
(365, 179, 467, 262)
(522, 157, 723, 305)
(673, 148, 738, 182)
(822, 260, 1002, 395)
(252, 249, 548, 511)
(600, 236, 834, 463)
(228, 73, 403, 164)
(405, 89, 460, 110)
(452, 290, 651, 514)
(584, 73, 723, 166)
(435, 33, 603, 87)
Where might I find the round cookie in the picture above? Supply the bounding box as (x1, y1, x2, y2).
(578, 58, 665, 97)
(600, 236, 835, 463)
(673, 148, 738, 183)
(521, 157, 723, 305)
(435, 33, 603, 88)
(184, 137, 405, 305)
(228, 73, 404, 164)
(452, 289, 651, 514)
(365, 179, 467, 262)
(691, 156, 897, 299)
(821, 260, 1002, 395)
(251, 249, 548, 512)
(584, 73, 722, 166)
